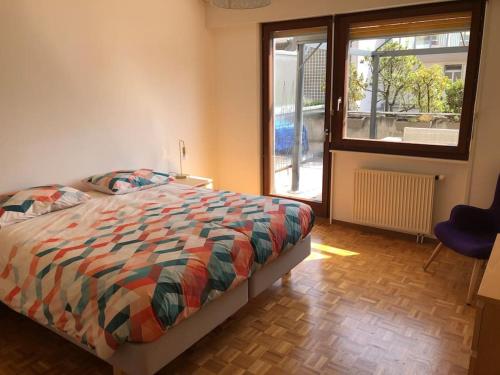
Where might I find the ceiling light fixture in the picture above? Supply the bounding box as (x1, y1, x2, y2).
(211, 0, 271, 9)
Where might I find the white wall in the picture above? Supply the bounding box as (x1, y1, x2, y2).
(331, 152, 469, 225)
(0, 0, 214, 192)
(207, 0, 500, 225)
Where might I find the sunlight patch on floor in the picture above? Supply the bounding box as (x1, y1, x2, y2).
(304, 251, 331, 261)
(311, 242, 360, 257)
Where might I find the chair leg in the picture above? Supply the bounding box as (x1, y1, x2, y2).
(466, 259, 485, 305)
(423, 242, 443, 271)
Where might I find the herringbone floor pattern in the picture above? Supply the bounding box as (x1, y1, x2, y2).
(0, 220, 476, 375)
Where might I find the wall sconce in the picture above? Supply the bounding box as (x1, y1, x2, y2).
(177, 139, 188, 179)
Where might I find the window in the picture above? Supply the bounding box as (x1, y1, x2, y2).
(445, 64, 464, 81)
(332, 1, 485, 160)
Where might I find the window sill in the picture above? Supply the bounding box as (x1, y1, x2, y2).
(329, 149, 471, 164)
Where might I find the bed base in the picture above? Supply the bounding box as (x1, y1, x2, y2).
(21, 235, 311, 375)
(248, 234, 311, 298)
(109, 280, 249, 375)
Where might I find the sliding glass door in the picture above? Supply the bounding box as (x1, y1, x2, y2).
(262, 17, 333, 217)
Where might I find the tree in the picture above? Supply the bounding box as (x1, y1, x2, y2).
(366, 42, 420, 112)
(410, 65, 450, 113)
(348, 62, 367, 110)
(445, 79, 465, 114)
(359, 41, 462, 114)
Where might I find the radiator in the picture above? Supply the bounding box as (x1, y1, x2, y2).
(353, 169, 437, 237)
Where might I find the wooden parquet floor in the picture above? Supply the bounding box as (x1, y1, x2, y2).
(0, 219, 477, 375)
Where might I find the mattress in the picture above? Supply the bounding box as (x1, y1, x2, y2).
(0, 183, 314, 359)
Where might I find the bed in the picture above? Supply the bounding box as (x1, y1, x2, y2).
(0, 183, 313, 375)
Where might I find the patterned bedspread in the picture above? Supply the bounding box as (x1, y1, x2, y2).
(0, 184, 313, 359)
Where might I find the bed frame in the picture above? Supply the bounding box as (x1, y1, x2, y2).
(24, 235, 311, 375)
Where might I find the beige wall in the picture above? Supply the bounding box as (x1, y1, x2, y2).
(206, 0, 448, 27)
(0, 0, 214, 192)
(212, 24, 262, 194)
(207, 0, 500, 225)
(1, 0, 498, 224)
(469, 0, 500, 208)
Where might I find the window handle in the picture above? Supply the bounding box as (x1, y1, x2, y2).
(336, 97, 343, 112)
(324, 127, 331, 143)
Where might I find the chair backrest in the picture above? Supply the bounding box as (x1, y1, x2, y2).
(491, 174, 500, 231)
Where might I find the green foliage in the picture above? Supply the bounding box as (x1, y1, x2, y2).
(304, 98, 324, 107)
(366, 42, 420, 112)
(410, 65, 450, 113)
(348, 62, 367, 110)
(361, 41, 463, 115)
(445, 79, 465, 114)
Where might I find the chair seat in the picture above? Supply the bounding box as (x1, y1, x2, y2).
(435, 221, 495, 259)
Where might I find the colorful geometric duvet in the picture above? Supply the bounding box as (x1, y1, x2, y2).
(0, 184, 314, 359)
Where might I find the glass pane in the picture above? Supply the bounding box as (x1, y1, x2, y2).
(271, 30, 327, 202)
(345, 28, 470, 147)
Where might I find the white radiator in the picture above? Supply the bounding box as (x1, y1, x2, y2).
(353, 169, 437, 237)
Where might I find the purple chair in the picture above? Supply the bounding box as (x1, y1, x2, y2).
(423, 174, 500, 304)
